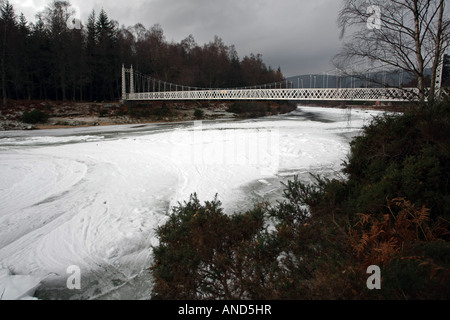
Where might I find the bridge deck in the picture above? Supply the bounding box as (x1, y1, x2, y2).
(124, 87, 421, 102)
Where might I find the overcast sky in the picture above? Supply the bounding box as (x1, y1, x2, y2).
(10, 0, 344, 77)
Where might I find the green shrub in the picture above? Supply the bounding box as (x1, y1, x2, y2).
(381, 240, 450, 299)
(194, 108, 204, 119)
(156, 101, 171, 119)
(227, 101, 245, 114)
(227, 101, 266, 118)
(345, 102, 450, 220)
(151, 194, 267, 299)
(22, 109, 49, 124)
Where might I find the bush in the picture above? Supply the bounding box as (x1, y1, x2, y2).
(151, 194, 267, 299)
(22, 109, 49, 124)
(227, 101, 245, 114)
(348, 198, 450, 299)
(194, 108, 204, 119)
(156, 101, 171, 119)
(227, 101, 296, 118)
(344, 102, 450, 220)
(227, 101, 267, 118)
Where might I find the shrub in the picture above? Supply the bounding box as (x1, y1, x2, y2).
(348, 198, 450, 299)
(22, 109, 49, 124)
(227, 101, 267, 118)
(227, 101, 245, 114)
(156, 101, 171, 119)
(194, 108, 204, 119)
(151, 194, 267, 300)
(344, 102, 450, 220)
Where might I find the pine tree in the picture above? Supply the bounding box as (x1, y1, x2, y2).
(95, 9, 118, 101)
(85, 10, 96, 101)
(12, 13, 31, 100)
(66, 17, 84, 101)
(0, 0, 17, 106)
(29, 14, 51, 99)
(44, 1, 74, 100)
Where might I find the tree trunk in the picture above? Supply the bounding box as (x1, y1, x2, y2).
(61, 65, 67, 101)
(413, 0, 426, 102)
(1, 58, 6, 107)
(429, 0, 445, 104)
(2, 22, 7, 107)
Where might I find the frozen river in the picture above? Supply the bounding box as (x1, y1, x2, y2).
(0, 106, 382, 299)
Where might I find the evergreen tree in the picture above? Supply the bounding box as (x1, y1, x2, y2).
(66, 18, 84, 100)
(43, 1, 74, 100)
(29, 14, 51, 99)
(95, 9, 118, 101)
(15, 13, 31, 100)
(85, 10, 96, 101)
(0, 0, 17, 106)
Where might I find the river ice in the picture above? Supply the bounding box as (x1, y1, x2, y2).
(0, 106, 383, 299)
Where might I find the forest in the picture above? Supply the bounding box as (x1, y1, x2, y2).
(0, 0, 284, 105)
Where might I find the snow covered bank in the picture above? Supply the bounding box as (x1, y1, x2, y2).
(0, 106, 383, 299)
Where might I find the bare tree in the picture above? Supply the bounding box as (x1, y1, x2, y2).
(334, 0, 449, 103)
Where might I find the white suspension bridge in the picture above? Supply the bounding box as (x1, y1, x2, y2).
(121, 59, 448, 103)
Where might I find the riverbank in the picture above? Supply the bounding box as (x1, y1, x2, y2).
(0, 99, 404, 131)
(0, 100, 299, 131)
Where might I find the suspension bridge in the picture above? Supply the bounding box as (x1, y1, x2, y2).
(121, 60, 447, 103)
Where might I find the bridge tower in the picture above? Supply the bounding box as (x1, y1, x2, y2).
(130, 65, 134, 96)
(121, 64, 126, 101)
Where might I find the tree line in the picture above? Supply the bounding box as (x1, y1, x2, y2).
(0, 0, 284, 106)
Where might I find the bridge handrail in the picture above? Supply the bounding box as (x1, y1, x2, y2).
(124, 87, 422, 102)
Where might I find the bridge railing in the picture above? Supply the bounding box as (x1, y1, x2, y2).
(125, 87, 421, 102)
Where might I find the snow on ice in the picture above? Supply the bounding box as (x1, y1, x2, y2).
(0, 106, 383, 299)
